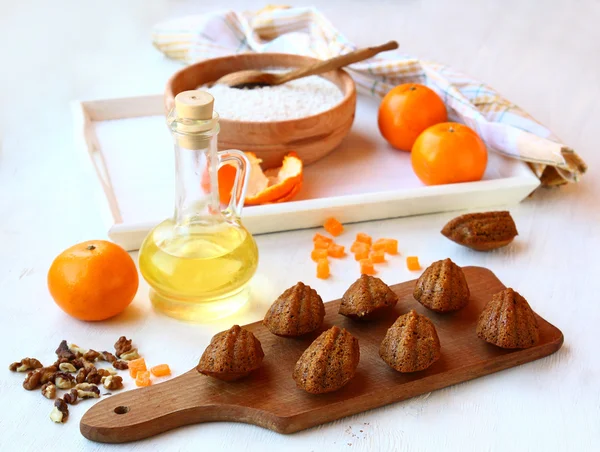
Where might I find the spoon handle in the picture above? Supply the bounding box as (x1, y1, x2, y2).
(275, 40, 399, 85)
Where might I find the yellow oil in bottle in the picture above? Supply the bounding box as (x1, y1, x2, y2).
(139, 219, 259, 321)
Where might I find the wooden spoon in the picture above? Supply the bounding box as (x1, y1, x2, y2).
(214, 40, 399, 89)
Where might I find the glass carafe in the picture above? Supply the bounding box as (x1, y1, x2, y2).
(138, 91, 259, 322)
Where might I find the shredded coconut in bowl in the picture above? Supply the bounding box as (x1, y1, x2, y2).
(200, 74, 344, 122)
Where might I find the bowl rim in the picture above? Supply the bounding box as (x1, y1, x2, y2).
(164, 52, 357, 127)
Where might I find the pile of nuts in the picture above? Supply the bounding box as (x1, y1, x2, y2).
(9, 336, 141, 424)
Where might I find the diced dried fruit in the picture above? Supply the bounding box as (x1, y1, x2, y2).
(350, 241, 369, 254)
(323, 217, 344, 237)
(311, 248, 328, 262)
(9, 358, 43, 372)
(355, 233, 372, 246)
(327, 244, 346, 258)
(359, 259, 376, 275)
(102, 375, 124, 390)
(313, 239, 330, 250)
(135, 370, 152, 387)
(370, 250, 386, 263)
(354, 248, 369, 261)
(316, 259, 330, 279)
(372, 239, 388, 252)
(41, 383, 56, 399)
(313, 233, 333, 244)
(406, 256, 421, 271)
(50, 398, 69, 423)
(128, 357, 147, 379)
(150, 364, 171, 377)
(383, 239, 398, 255)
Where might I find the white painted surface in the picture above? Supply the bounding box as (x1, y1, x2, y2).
(0, 1, 599, 451)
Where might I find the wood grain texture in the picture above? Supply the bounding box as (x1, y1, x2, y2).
(80, 266, 563, 444)
(165, 53, 357, 168)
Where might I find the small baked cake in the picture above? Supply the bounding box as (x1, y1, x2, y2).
(263, 282, 325, 337)
(413, 258, 470, 312)
(477, 288, 539, 349)
(293, 326, 360, 394)
(379, 310, 441, 373)
(197, 325, 264, 381)
(339, 274, 399, 320)
(441, 211, 518, 251)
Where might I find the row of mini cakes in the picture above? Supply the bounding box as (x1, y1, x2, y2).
(194, 262, 540, 393)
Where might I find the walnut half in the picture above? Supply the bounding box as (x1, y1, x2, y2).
(50, 398, 69, 423)
(55, 372, 75, 389)
(102, 375, 123, 390)
(41, 383, 56, 399)
(55, 340, 76, 361)
(119, 349, 140, 361)
(9, 358, 43, 372)
(114, 336, 133, 357)
(63, 389, 78, 405)
(112, 360, 129, 370)
(58, 362, 77, 373)
(75, 383, 100, 399)
(23, 370, 43, 390)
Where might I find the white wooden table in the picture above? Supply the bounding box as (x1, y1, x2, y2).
(1, 1, 599, 451)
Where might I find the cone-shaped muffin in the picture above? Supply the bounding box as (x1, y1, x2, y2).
(413, 258, 470, 312)
(379, 309, 441, 373)
(293, 326, 360, 394)
(264, 282, 325, 337)
(441, 211, 518, 251)
(197, 325, 264, 381)
(339, 274, 399, 320)
(477, 288, 539, 349)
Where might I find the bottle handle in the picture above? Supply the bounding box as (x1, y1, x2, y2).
(217, 149, 250, 219)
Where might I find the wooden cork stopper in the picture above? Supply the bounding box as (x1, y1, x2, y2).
(174, 91, 214, 120)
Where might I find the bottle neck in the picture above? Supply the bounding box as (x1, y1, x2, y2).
(173, 135, 220, 226)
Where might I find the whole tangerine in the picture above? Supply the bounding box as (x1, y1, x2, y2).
(48, 240, 139, 321)
(378, 83, 448, 151)
(411, 122, 488, 186)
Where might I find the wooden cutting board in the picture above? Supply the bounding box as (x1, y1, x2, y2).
(80, 266, 563, 443)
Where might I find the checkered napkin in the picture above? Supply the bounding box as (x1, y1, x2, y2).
(153, 6, 586, 186)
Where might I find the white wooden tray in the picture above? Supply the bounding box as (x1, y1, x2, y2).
(72, 93, 539, 251)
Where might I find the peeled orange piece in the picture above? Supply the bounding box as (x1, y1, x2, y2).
(218, 152, 303, 206)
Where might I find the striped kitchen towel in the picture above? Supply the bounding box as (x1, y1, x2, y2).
(153, 5, 586, 186)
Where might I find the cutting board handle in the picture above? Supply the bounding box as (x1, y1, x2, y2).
(80, 370, 266, 443)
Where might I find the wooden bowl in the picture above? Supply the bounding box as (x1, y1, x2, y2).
(165, 53, 357, 168)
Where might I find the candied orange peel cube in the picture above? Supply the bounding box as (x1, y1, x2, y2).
(316, 258, 330, 279)
(356, 233, 372, 246)
(328, 244, 346, 258)
(371, 250, 386, 263)
(354, 248, 369, 261)
(372, 239, 388, 251)
(350, 241, 369, 253)
(150, 364, 171, 377)
(314, 239, 330, 250)
(311, 248, 328, 262)
(323, 217, 344, 237)
(406, 256, 421, 271)
(135, 370, 152, 387)
(359, 259, 376, 275)
(384, 239, 398, 255)
(313, 233, 333, 244)
(128, 357, 147, 379)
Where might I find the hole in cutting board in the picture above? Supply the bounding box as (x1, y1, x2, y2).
(114, 406, 130, 415)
